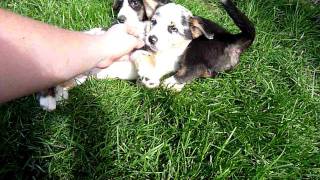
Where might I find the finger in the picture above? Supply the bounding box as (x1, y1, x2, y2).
(136, 39, 145, 49)
(126, 25, 140, 37)
(125, 34, 145, 49)
(96, 60, 113, 69)
(117, 54, 130, 61)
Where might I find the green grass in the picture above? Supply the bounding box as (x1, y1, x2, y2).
(0, 0, 319, 179)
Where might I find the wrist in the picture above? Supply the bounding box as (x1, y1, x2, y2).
(87, 34, 114, 66)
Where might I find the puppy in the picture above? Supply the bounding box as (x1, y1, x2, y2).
(132, 0, 256, 90)
(112, 0, 148, 39)
(130, 3, 197, 88)
(38, 0, 149, 111)
(135, 0, 255, 91)
(163, 0, 255, 91)
(113, 0, 146, 23)
(91, 0, 150, 81)
(92, 0, 172, 83)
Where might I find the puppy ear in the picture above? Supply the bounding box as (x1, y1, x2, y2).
(143, 0, 169, 18)
(189, 16, 214, 39)
(113, 0, 122, 13)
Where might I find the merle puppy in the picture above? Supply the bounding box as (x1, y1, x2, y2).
(156, 0, 255, 91)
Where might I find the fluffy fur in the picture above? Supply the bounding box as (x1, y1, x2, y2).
(163, 0, 256, 91)
(38, 0, 255, 110)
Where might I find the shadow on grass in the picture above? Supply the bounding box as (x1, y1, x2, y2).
(0, 86, 112, 179)
(1, 0, 319, 179)
(0, 81, 176, 179)
(0, 96, 48, 179)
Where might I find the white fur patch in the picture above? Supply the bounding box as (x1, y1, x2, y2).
(118, 0, 141, 27)
(132, 50, 178, 89)
(131, 50, 158, 87)
(130, 3, 194, 89)
(39, 96, 57, 111)
(142, 78, 160, 88)
(92, 60, 138, 80)
(74, 75, 88, 85)
(55, 86, 69, 102)
(163, 76, 186, 92)
(131, 50, 155, 78)
(146, 3, 192, 52)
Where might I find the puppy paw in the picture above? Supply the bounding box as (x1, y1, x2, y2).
(139, 76, 160, 89)
(74, 75, 88, 85)
(92, 60, 138, 80)
(55, 86, 69, 102)
(163, 76, 185, 92)
(39, 95, 57, 111)
(131, 50, 152, 63)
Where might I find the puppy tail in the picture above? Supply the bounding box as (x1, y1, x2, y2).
(221, 0, 256, 50)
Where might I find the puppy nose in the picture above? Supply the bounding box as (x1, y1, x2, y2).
(117, 16, 126, 23)
(148, 35, 158, 45)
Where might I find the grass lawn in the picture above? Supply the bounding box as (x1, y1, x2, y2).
(0, 0, 319, 179)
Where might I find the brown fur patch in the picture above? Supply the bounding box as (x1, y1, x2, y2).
(39, 88, 55, 97)
(143, 0, 159, 18)
(59, 79, 78, 90)
(134, 52, 156, 69)
(176, 65, 187, 77)
(189, 17, 214, 39)
(190, 18, 203, 39)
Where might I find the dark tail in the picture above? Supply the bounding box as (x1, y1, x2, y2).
(221, 0, 256, 49)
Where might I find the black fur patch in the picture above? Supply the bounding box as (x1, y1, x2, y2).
(172, 0, 256, 86)
(129, 0, 143, 11)
(113, 0, 124, 12)
(158, 0, 171, 4)
(181, 16, 188, 26)
(183, 28, 193, 39)
(182, 16, 193, 39)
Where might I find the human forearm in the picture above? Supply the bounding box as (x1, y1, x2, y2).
(0, 9, 106, 80)
(0, 8, 143, 103)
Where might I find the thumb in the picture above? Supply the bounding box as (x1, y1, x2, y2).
(126, 34, 145, 50)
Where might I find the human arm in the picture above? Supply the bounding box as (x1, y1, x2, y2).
(0, 9, 143, 103)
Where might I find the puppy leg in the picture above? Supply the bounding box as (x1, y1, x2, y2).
(163, 64, 213, 92)
(91, 60, 138, 80)
(38, 88, 57, 111)
(131, 50, 160, 88)
(36, 28, 96, 111)
(162, 66, 190, 92)
(162, 76, 186, 92)
(37, 74, 88, 111)
(55, 74, 87, 101)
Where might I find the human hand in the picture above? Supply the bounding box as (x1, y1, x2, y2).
(94, 24, 145, 68)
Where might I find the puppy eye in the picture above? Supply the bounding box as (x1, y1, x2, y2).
(131, 0, 138, 7)
(168, 25, 178, 33)
(151, 19, 157, 26)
